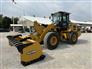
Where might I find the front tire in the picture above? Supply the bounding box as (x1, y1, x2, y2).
(44, 32, 59, 50)
(67, 32, 78, 44)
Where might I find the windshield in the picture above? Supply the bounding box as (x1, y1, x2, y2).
(51, 14, 62, 24)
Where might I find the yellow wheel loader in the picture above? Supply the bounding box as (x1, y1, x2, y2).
(8, 11, 81, 50)
(7, 11, 81, 65)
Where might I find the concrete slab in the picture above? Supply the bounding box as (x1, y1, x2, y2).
(0, 32, 92, 69)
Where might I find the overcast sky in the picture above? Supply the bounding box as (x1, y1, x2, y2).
(0, 0, 92, 21)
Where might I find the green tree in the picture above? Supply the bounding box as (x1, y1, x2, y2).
(0, 15, 3, 28)
(2, 16, 12, 29)
(11, 17, 19, 24)
(14, 17, 19, 24)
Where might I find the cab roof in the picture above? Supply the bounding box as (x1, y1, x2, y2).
(51, 11, 70, 15)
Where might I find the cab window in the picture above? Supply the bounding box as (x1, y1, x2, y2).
(63, 15, 67, 22)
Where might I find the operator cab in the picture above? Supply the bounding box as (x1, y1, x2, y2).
(51, 11, 70, 30)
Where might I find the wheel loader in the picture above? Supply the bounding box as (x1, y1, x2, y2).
(30, 11, 81, 50)
(7, 11, 81, 50)
(7, 11, 81, 65)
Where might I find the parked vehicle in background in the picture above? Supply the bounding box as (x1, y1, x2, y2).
(0, 28, 10, 32)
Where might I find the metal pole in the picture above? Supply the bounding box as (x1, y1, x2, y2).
(13, 17, 15, 32)
(12, 2, 26, 33)
(22, 18, 25, 33)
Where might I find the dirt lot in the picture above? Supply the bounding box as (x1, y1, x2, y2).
(0, 32, 92, 69)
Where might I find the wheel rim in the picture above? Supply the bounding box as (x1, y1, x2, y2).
(50, 36, 58, 46)
(72, 34, 77, 42)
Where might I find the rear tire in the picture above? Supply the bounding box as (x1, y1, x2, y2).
(67, 32, 78, 44)
(44, 32, 59, 50)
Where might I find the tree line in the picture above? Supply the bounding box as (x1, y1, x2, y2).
(0, 15, 19, 30)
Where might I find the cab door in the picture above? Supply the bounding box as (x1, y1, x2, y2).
(62, 14, 69, 29)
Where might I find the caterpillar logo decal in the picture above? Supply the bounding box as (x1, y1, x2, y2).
(27, 50, 36, 55)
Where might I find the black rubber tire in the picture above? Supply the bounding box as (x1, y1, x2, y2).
(67, 32, 78, 44)
(44, 32, 59, 50)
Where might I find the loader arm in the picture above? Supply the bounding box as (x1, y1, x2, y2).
(32, 21, 56, 43)
(39, 24, 56, 42)
(34, 21, 45, 35)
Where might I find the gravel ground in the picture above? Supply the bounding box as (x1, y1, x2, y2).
(0, 32, 92, 69)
